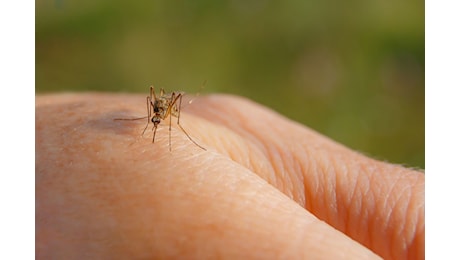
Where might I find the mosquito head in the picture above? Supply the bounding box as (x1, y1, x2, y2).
(152, 116, 161, 126)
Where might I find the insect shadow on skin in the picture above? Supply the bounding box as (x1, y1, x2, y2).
(114, 86, 206, 152)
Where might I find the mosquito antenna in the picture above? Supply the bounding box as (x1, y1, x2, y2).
(140, 96, 151, 136)
(188, 80, 207, 105)
(151, 85, 157, 100)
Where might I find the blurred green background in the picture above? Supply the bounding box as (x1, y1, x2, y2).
(36, 1, 424, 168)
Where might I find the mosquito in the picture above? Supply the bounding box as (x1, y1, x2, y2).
(115, 86, 206, 151)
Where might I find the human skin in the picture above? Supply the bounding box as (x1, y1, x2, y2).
(36, 93, 424, 259)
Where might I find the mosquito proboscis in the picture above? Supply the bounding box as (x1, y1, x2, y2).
(115, 86, 206, 151)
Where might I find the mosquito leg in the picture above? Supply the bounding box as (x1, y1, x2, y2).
(175, 94, 206, 151)
(176, 122, 206, 151)
(177, 93, 182, 124)
(169, 115, 172, 152)
(168, 92, 176, 152)
(142, 96, 151, 136)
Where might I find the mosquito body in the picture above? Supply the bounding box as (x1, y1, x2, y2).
(116, 86, 206, 151)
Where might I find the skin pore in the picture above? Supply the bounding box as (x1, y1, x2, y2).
(36, 93, 424, 259)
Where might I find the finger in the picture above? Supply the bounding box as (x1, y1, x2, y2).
(187, 94, 424, 260)
(36, 94, 380, 259)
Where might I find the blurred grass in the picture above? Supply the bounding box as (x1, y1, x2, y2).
(36, 0, 424, 169)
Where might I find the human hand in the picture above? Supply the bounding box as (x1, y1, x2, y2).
(36, 93, 424, 259)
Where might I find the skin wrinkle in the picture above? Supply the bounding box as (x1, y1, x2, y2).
(299, 146, 319, 212)
(358, 163, 377, 245)
(234, 121, 285, 189)
(361, 170, 375, 248)
(316, 152, 384, 256)
(293, 155, 307, 207)
(296, 139, 362, 224)
(359, 161, 392, 258)
(410, 198, 424, 259)
(311, 154, 328, 218)
(347, 182, 366, 248)
(265, 143, 292, 197)
(336, 154, 353, 232)
(248, 147, 275, 187)
(361, 173, 376, 254)
(290, 148, 307, 206)
(248, 136, 278, 186)
(377, 169, 401, 258)
(265, 133, 309, 203)
(279, 139, 326, 208)
(389, 174, 412, 256)
(319, 154, 335, 223)
(284, 139, 311, 205)
(323, 157, 339, 226)
(335, 154, 363, 238)
(374, 166, 423, 260)
(391, 179, 413, 259)
(344, 164, 362, 239)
